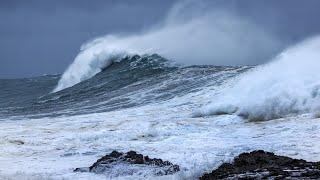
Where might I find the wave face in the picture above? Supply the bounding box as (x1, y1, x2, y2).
(0, 54, 247, 120)
(198, 36, 320, 121)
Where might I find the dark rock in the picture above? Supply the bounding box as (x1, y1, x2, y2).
(74, 150, 180, 177)
(9, 140, 25, 145)
(74, 167, 89, 172)
(200, 150, 320, 180)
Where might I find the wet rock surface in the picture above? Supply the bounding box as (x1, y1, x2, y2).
(74, 150, 180, 177)
(200, 150, 320, 180)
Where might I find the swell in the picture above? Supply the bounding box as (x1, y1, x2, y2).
(0, 75, 59, 119)
(1, 54, 244, 119)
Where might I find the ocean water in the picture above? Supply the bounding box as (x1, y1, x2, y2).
(1, 37, 320, 180)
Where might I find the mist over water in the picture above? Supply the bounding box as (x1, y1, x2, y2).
(198, 36, 320, 121)
(54, 0, 282, 92)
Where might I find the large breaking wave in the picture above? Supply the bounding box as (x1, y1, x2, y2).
(53, 0, 282, 92)
(50, 1, 320, 122)
(198, 36, 320, 121)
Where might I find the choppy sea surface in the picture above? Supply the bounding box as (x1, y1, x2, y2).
(1, 37, 320, 180)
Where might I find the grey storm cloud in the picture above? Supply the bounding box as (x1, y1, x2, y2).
(0, 0, 320, 78)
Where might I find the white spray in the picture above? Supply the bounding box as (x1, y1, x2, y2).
(53, 0, 282, 92)
(198, 36, 320, 121)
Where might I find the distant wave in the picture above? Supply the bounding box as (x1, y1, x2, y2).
(197, 36, 320, 121)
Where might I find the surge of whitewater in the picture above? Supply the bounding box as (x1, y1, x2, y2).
(198, 36, 320, 121)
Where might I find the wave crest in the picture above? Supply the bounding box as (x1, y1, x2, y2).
(53, 0, 282, 92)
(53, 41, 130, 92)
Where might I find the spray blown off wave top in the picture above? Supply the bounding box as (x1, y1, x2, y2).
(198, 36, 320, 121)
(54, 0, 282, 92)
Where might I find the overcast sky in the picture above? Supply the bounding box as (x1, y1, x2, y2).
(1, 0, 320, 78)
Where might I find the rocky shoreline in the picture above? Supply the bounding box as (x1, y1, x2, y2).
(74, 150, 180, 177)
(200, 150, 320, 180)
(75, 150, 320, 179)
